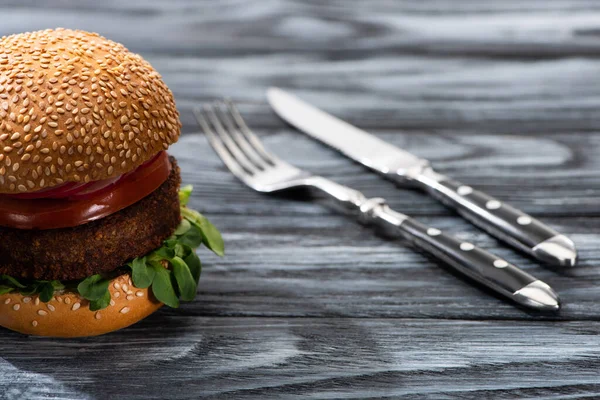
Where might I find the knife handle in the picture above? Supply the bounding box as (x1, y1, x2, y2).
(412, 168, 577, 267)
(306, 176, 560, 311)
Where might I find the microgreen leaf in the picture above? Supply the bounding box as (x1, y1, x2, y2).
(0, 285, 13, 295)
(174, 218, 191, 236)
(170, 256, 196, 302)
(197, 217, 224, 256)
(164, 239, 179, 249)
(129, 257, 155, 289)
(51, 280, 65, 291)
(89, 290, 111, 311)
(152, 246, 175, 261)
(19, 284, 43, 296)
(174, 243, 188, 258)
(184, 251, 202, 283)
(149, 262, 179, 308)
(39, 282, 55, 302)
(179, 185, 193, 206)
(77, 274, 110, 301)
(177, 223, 204, 249)
(1, 275, 26, 289)
(181, 208, 224, 256)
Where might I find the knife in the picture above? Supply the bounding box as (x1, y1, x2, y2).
(267, 88, 577, 267)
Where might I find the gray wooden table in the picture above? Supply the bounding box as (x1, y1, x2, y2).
(2, 1, 600, 398)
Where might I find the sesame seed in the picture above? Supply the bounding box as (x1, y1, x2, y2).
(47, 304, 55, 312)
(4, 298, 11, 304)
(120, 307, 130, 314)
(110, 299, 115, 306)
(64, 297, 71, 305)
(0, 29, 181, 194)
(114, 292, 120, 298)
(126, 295, 134, 301)
(23, 297, 31, 303)
(136, 291, 144, 297)
(32, 320, 38, 327)
(37, 309, 48, 316)
(12, 304, 20, 311)
(95, 312, 101, 320)
(34, 297, 39, 305)
(72, 302, 81, 311)
(122, 284, 128, 292)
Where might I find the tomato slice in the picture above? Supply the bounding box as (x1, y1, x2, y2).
(0, 151, 172, 230)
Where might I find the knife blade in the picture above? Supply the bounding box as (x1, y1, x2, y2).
(267, 87, 578, 267)
(266, 89, 425, 177)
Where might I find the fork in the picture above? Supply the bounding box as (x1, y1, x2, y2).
(194, 100, 561, 311)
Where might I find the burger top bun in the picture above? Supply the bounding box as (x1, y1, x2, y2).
(0, 28, 181, 194)
(0, 273, 163, 337)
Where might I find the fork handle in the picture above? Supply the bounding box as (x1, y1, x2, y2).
(306, 176, 559, 311)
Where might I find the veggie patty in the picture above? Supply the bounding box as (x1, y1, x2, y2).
(0, 157, 182, 281)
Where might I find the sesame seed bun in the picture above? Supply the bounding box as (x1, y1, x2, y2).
(0, 28, 181, 194)
(0, 273, 162, 337)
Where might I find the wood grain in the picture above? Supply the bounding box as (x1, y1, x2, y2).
(169, 135, 600, 322)
(3, 317, 600, 399)
(1, 0, 600, 398)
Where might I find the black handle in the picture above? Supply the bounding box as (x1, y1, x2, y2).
(309, 178, 559, 311)
(397, 218, 537, 296)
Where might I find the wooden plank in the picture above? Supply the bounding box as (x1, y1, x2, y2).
(167, 57, 600, 134)
(0, 0, 599, 397)
(0, 1, 599, 134)
(176, 215, 599, 320)
(162, 132, 600, 320)
(169, 135, 599, 320)
(3, 0, 600, 58)
(2, 317, 600, 399)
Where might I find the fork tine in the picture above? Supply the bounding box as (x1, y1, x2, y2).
(193, 107, 252, 183)
(204, 103, 259, 175)
(214, 101, 270, 170)
(224, 99, 277, 165)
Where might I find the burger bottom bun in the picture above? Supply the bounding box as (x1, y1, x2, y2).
(0, 273, 162, 337)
